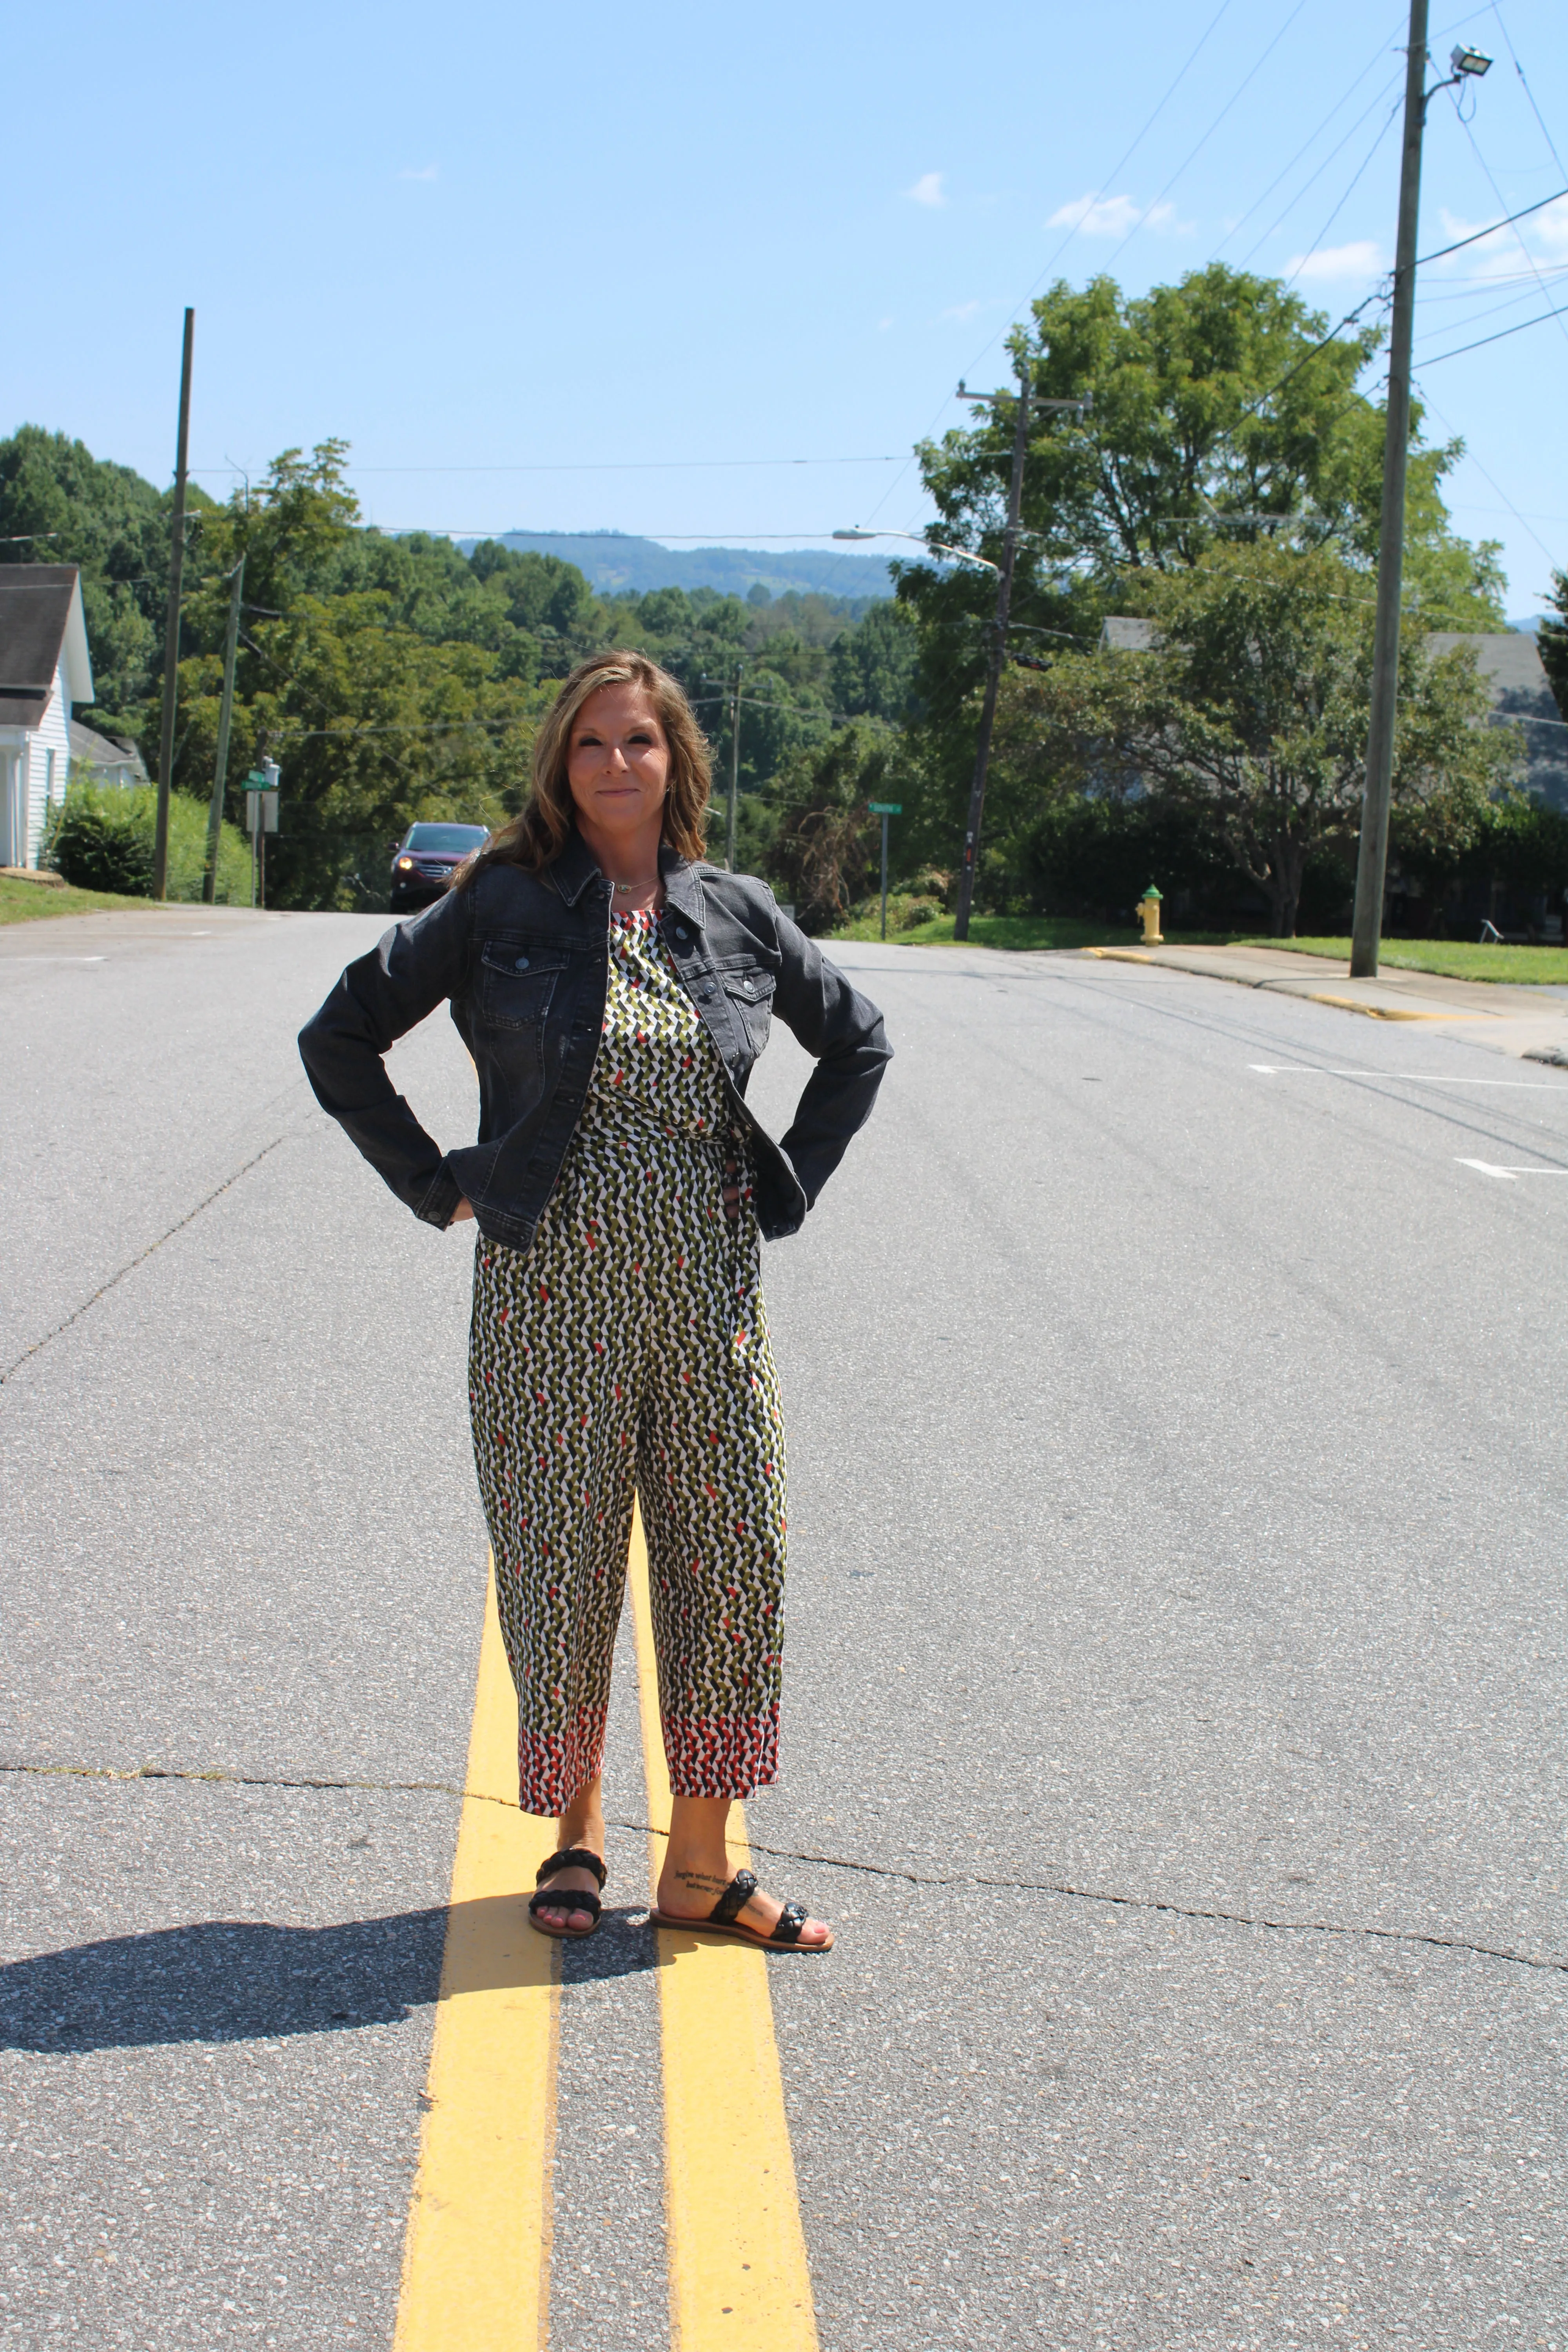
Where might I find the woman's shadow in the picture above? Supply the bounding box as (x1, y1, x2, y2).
(0, 1898, 656, 2053)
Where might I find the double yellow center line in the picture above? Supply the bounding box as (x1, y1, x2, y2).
(394, 1515, 818, 2349)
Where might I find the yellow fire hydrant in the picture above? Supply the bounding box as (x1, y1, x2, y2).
(1138, 885, 1163, 945)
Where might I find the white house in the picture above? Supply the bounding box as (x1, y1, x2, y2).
(0, 566, 94, 868)
(69, 717, 147, 789)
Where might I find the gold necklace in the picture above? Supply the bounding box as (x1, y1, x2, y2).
(611, 877, 659, 895)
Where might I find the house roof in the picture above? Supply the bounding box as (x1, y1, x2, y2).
(1098, 617, 1568, 809)
(69, 717, 147, 780)
(0, 565, 94, 731)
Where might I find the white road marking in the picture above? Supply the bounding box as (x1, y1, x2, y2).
(1249, 1065, 1559, 1085)
(1457, 1158, 1568, 1180)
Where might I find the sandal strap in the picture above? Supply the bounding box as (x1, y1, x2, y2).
(529, 1885, 601, 1924)
(535, 1846, 607, 1890)
(770, 1901, 808, 1945)
(708, 1869, 759, 1927)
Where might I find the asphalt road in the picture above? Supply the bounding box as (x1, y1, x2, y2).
(2, 908, 1563, 2349)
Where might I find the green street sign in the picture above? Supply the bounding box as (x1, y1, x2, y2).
(244, 769, 269, 788)
(867, 801, 902, 815)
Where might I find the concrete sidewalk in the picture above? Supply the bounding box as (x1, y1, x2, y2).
(1079, 939, 1568, 1061)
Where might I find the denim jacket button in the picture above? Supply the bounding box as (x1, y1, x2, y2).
(514, 955, 530, 971)
(675, 926, 690, 942)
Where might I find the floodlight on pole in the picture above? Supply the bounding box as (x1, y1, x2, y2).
(1450, 44, 1492, 75)
(832, 527, 999, 573)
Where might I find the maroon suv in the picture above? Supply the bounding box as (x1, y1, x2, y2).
(388, 822, 489, 913)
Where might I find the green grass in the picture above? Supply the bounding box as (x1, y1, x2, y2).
(0, 876, 174, 926)
(1236, 935, 1568, 986)
(828, 908, 1227, 952)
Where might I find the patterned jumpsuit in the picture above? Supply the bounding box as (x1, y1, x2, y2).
(468, 909, 788, 1816)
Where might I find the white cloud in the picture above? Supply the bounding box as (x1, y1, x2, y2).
(1286, 239, 1383, 281)
(877, 316, 895, 332)
(938, 299, 983, 322)
(906, 172, 946, 209)
(399, 163, 439, 182)
(1047, 191, 1182, 238)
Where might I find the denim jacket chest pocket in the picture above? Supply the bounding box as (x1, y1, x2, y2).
(477, 942, 569, 1031)
(720, 967, 775, 1057)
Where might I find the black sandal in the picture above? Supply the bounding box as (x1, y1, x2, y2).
(650, 1867, 832, 1953)
(528, 1847, 606, 1940)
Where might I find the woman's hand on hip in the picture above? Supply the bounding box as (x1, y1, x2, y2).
(450, 1197, 475, 1225)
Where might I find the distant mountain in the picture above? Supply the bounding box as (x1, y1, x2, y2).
(463, 529, 897, 601)
(1508, 615, 1546, 634)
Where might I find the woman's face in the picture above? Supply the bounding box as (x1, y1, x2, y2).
(566, 684, 671, 843)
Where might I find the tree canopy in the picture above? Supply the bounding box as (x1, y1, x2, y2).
(994, 542, 1517, 936)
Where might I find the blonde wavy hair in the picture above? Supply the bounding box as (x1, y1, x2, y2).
(459, 650, 711, 884)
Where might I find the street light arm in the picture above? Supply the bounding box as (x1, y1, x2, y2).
(832, 527, 998, 573)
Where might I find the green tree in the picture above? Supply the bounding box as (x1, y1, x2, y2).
(0, 423, 220, 724)
(896, 266, 1508, 879)
(1000, 542, 1517, 937)
(1540, 570, 1568, 716)
(767, 720, 903, 930)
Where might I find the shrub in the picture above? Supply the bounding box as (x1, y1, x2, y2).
(45, 780, 252, 902)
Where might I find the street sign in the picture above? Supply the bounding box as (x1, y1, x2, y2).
(868, 804, 902, 938)
(244, 769, 269, 789)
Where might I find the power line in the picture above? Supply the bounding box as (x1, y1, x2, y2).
(858, 0, 1237, 533)
(189, 455, 909, 479)
(1415, 297, 1568, 363)
(1414, 270, 1568, 345)
(1415, 182, 1568, 265)
(1449, 107, 1568, 354)
(1411, 386, 1558, 568)
(1488, 2, 1568, 180)
(1216, 20, 1406, 259)
(1280, 95, 1405, 290)
(1103, 0, 1315, 272)
(1238, 70, 1405, 268)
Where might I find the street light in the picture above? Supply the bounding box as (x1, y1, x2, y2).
(1450, 44, 1492, 75)
(833, 527, 998, 573)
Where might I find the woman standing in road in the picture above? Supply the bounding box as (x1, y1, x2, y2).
(299, 651, 890, 1951)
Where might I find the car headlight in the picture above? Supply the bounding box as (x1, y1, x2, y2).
(396, 857, 415, 871)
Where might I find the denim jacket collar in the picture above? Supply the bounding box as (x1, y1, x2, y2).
(546, 828, 708, 927)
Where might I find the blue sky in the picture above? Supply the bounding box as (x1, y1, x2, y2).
(11, 0, 1566, 615)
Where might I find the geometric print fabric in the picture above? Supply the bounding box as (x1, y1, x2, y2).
(468, 908, 788, 1814)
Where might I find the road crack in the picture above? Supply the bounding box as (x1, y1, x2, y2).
(0, 1135, 290, 1385)
(4, 1757, 1561, 1976)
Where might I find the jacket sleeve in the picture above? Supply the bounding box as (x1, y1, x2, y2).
(297, 887, 472, 1230)
(769, 907, 892, 1207)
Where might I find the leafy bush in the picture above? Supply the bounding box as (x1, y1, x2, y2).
(45, 779, 252, 902)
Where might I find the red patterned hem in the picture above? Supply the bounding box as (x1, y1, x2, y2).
(518, 1706, 609, 1817)
(662, 1706, 780, 1799)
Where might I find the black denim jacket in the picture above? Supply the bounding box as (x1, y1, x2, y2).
(298, 832, 892, 1252)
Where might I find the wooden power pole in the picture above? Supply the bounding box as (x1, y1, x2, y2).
(1348, 0, 1431, 978)
(153, 309, 195, 903)
(953, 359, 1031, 943)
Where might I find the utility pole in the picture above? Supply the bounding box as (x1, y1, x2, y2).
(203, 553, 244, 904)
(726, 661, 744, 871)
(153, 308, 194, 903)
(1348, 4, 1492, 975)
(953, 357, 1031, 943)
